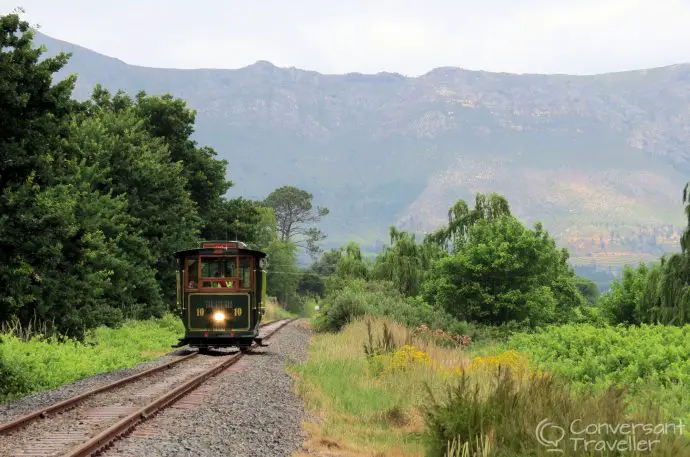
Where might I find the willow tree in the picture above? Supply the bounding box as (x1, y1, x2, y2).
(373, 227, 444, 296)
(425, 193, 511, 252)
(604, 184, 690, 326)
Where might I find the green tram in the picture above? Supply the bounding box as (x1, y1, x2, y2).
(173, 241, 268, 352)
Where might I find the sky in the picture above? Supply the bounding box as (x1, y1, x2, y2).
(3, 0, 690, 76)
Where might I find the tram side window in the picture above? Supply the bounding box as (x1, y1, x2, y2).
(240, 258, 251, 288)
(185, 259, 198, 288)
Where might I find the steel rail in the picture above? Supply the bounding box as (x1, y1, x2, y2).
(63, 317, 295, 457)
(0, 320, 282, 435)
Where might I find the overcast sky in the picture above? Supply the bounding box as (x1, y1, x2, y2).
(3, 0, 690, 76)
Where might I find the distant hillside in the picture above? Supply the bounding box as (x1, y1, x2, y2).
(34, 32, 690, 269)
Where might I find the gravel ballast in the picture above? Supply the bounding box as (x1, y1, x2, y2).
(103, 320, 311, 457)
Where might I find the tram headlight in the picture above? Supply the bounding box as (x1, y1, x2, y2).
(212, 311, 226, 322)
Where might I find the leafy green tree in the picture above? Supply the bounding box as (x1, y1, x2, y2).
(297, 271, 326, 297)
(88, 86, 233, 240)
(599, 263, 651, 325)
(574, 276, 600, 305)
(426, 193, 511, 252)
(602, 184, 690, 327)
(252, 205, 279, 250)
(311, 249, 342, 276)
(263, 186, 329, 258)
(201, 197, 262, 242)
(0, 12, 83, 327)
(335, 242, 370, 280)
(75, 92, 201, 306)
(372, 227, 445, 296)
(265, 239, 300, 308)
(422, 216, 585, 326)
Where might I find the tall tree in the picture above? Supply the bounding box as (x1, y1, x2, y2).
(373, 227, 444, 296)
(263, 186, 329, 258)
(77, 91, 201, 306)
(0, 12, 82, 326)
(89, 86, 232, 239)
(425, 193, 511, 252)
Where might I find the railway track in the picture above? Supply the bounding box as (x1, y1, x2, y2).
(0, 318, 295, 457)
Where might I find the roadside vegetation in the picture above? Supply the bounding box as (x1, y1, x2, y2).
(292, 190, 690, 455)
(0, 315, 183, 401)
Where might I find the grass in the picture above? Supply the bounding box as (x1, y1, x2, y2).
(290, 316, 469, 456)
(263, 298, 298, 322)
(292, 317, 690, 457)
(0, 313, 184, 402)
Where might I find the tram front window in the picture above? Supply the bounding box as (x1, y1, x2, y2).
(201, 257, 238, 288)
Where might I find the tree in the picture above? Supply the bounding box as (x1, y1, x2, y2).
(75, 90, 201, 307)
(372, 226, 445, 296)
(263, 186, 329, 258)
(599, 263, 651, 325)
(297, 271, 325, 298)
(0, 12, 84, 327)
(335, 242, 370, 280)
(265, 239, 300, 309)
(201, 197, 262, 243)
(89, 86, 231, 239)
(422, 216, 585, 326)
(574, 276, 600, 305)
(425, 193, 511, 252)
(310, 249, 342, 276)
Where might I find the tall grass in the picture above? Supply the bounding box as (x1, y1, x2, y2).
(263, 298, 298, 322)
(0, 314, 184, 402)
(424, 368, 688, 456)
(292, 317, 690, 457)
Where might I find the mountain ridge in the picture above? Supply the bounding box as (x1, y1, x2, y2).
(35, 31, 690, 77)
(32, 32, 690, 270)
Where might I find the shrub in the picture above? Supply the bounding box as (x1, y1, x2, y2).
(312, 286, 368, 332)
(314, 279, 464, 334)
(422, 368, 689, 456)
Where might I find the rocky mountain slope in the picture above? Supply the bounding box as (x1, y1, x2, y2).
(34, 32, 690, 267)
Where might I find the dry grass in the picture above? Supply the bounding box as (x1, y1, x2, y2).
(263, 298, 296, 323)
(289, 316, 470, 457)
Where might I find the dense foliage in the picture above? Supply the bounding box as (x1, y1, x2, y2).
(313, 192, 590, 330)
(0, 13, 297, 335)
(423, 217, 586, 326)
(507, 323, 690, 391)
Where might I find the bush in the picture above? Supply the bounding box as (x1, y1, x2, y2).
(422, 367, 689, 457)
(313, 279, 462, 333)
(506, 324, 690, 390)
(313, 285, 368, 331)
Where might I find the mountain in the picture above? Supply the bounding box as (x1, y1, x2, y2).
(34, 32, 690, 270)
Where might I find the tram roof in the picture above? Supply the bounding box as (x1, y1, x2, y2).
(173, 240, 266, 259)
